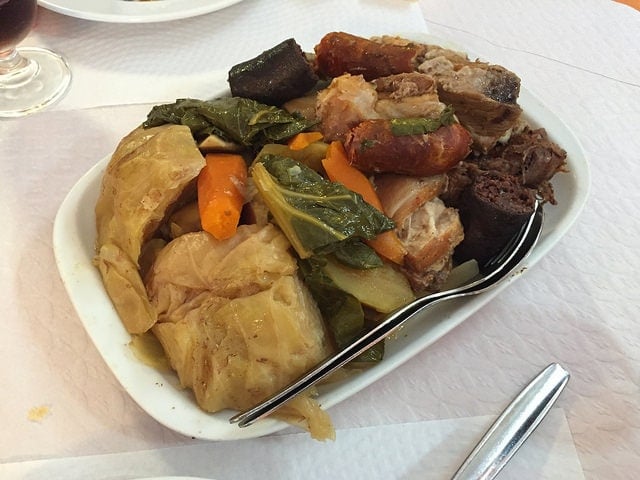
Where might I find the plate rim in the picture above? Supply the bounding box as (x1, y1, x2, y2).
(38, 0, 245, 23)
(52, 41, 591, 441)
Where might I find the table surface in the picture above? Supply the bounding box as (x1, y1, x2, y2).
(2, 1, 639, 479)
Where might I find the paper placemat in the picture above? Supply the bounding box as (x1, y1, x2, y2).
(1, 409, 583, 480)
(27, 0, 428, 111)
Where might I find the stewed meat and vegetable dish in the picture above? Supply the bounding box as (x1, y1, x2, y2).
(94, 32, 567, 440)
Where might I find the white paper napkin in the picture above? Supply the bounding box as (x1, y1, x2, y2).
(0, 409, 583, 480)
(26, 0, 428, 110)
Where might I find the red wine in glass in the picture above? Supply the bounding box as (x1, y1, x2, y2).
(0, 0, 71, 117)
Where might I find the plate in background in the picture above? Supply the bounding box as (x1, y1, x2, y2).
(39, 0, 244, 23)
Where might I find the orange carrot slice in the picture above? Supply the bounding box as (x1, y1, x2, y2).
(287, 131, 324, 150)
(322, 141, 406, 264)
(197, 153, 247, 240)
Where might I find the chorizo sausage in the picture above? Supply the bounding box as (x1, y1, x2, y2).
(314, 32, 421, 81)
(344, 120, 472, 176)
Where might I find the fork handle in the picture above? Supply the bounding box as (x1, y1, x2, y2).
(229, 292, 446, 427)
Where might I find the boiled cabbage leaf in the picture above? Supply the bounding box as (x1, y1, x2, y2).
(94, 124, 206, 334)
(251, 154, 395, 262)
(147, 225, 336, 440)
(143, 97, 315, 147)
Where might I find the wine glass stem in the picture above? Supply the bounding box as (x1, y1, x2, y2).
(0, 48, 38, 87)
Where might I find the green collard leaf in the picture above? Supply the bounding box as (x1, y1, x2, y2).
(332, 240, 383, 269)
(143, 97, 315, 147)
(251, 155, 395, 260)
(299, 258, 365, 350)
(389, 105, 456, 136)
(299, 257, 385, 362)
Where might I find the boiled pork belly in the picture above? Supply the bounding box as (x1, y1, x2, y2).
(375, 174, 464, 292)
(316, 74, 381, 142)
(375, 174, 448, 224)
(316, 72, 447, 142)
(372, 72, 446, 119)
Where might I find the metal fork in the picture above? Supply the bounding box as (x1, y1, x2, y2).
(230, 200, 545, 428)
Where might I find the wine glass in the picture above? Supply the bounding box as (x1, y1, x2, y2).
(0, 0, 71, 118)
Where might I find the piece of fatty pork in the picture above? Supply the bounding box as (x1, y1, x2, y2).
(316, 72, 447, 142)
(374, 174, 464, 293)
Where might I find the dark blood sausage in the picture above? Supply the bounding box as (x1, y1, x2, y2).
(344, 120, 472, 176)
(314, 32, 421, 81)
(454, 171, 536, 264)
(228, 38, 319, 106)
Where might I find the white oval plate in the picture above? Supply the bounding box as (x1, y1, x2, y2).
(38, 0, 244, 23)
(52, 44, 590, 441)
(133, 477, 214, 480)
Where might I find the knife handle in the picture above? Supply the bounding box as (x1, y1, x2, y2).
(451, 363, 570, 480)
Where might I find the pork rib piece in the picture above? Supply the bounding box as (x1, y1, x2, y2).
(418, 46, 523, 153)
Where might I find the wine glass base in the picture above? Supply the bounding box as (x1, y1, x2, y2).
(0, 47, 71, 118)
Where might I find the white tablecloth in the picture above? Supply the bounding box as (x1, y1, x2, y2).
(2, 1, 639, 478)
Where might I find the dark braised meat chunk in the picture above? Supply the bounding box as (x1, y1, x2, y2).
(442, 127, 566, 264)
(443, 127, 567, 207)
(481, 127, 568, 195)
(228, 38, 319, 106)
